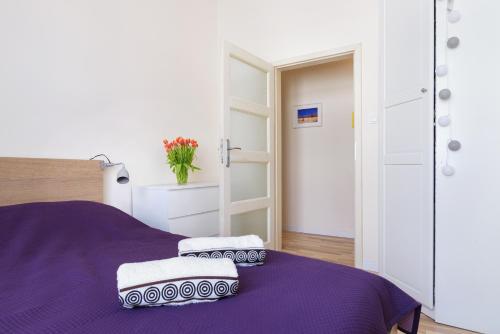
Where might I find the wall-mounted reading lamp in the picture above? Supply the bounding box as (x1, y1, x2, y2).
(89, 154, 130, 184)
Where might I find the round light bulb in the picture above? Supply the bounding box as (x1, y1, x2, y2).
(448, 10, 461, 23)
(439, 88, 451, 100)
(442, 165, 455, 176)
(436, 65, 448, 77)
(447, 36, 460, 49)
(438, 115, 451, 127)
(448, 140, 461, 151)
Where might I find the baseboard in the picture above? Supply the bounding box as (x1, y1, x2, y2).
(421, 305, 435, 319)
(284, 225, 354, 239)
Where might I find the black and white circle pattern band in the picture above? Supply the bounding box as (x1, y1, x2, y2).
(247, 250, 258, 262)
(162, 284, 178, 301)
(198, 252, 210, 259)
(120, 279, 238, 308)
(230, 281, 239, 295)
(196, 280, 213, 297)
(180, 249, 266, 265)
(235, 250, 247, 263)
(223, 251, 235, 261)
(124, 290, 142, 306)
(144, 287, 160, 304)
(214, 281, 230, 297)
(180, 281, 196, 298)
(258, 250, 266, 262)
(210, 251, 222, 259)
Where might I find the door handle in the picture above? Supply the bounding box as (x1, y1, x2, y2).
(219, 139, 225, 164)
(225, 139, 241, 168)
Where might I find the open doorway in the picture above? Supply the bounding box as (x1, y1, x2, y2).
(274, 46, 362, 268)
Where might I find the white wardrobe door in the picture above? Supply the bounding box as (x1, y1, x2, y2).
(381, 0, 434, 308)
(435, 1, 500, 333)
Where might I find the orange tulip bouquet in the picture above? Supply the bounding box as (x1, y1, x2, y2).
(163, 137, 200, 185)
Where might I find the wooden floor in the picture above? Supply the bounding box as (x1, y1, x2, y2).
(282, 231, 474, 334)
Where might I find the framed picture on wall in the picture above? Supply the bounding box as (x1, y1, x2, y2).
(292, 103, 322, 128)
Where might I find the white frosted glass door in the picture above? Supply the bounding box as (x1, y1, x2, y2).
(221, 42, 275, 248)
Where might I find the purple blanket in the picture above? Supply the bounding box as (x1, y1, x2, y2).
(0, 201, 420, 334)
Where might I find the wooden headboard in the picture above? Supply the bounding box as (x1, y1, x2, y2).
(0, 157, 103, 206)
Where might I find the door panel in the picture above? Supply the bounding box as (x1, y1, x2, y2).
(384, 0, 426, 107)
(384, 165, 426, 294)
(229, 56, 268, 105)
(230, 162, 268, 202)
(231, 208, 268, 241)
(385, 100, 424, 158)
(381, 0, 434, 308)
(221, 42, 275, 248)
(230, 109, 268, 152)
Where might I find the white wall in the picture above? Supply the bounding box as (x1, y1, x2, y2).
(218, 0, 380, 270)
(282, 59, 354, 238)
(0, 0, 219, 214)
(435, 0, 500, 332)
(0, 0, 381, 269)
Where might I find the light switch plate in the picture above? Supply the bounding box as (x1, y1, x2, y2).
(367, 113, 377, 124)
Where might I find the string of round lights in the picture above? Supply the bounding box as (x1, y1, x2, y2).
(437, 0, 462, 176)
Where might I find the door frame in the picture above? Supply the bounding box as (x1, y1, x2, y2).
(273, 44, 363, 268)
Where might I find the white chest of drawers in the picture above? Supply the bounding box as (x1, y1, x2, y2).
(132, 183, 219, 237)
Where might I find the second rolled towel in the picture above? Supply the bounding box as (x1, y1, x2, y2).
(178, 235, 267, 266)
(117, 257, 238, 308)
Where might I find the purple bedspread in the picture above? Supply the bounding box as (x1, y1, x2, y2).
(0, 201, 420, 334)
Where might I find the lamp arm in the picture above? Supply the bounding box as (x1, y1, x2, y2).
(89, 154, 112, 164)
(89, 154, 125, 169)
(102, 162, 124, 168)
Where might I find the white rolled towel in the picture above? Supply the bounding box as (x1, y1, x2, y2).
(117, 257, 238, 308)
(178, 235, 267, 266)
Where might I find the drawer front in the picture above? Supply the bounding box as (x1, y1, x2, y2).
(168, 211, 219, 237)
(132, 187, 169, 231)
(167, 186, 218, 219)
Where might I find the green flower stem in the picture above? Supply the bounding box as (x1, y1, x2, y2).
(167, 144, 201, 185)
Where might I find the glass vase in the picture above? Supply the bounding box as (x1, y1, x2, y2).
(175, 166, 188, 185)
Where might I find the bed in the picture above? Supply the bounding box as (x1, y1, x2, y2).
(0, 158, 420, 334)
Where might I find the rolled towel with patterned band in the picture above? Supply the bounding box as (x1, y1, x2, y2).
(178, 235, 266, 266)
(117, 257, 238, 308)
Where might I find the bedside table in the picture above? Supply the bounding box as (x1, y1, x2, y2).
(132, 182, 219, 237)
